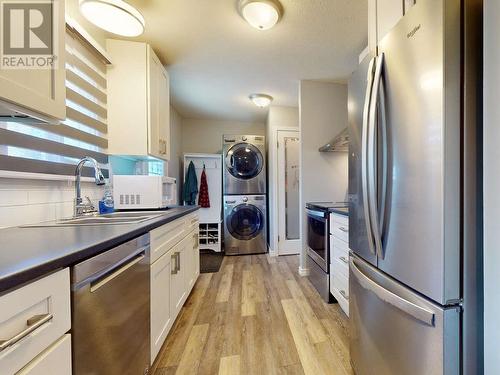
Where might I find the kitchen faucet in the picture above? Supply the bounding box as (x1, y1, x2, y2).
(74, 156, 106, 217)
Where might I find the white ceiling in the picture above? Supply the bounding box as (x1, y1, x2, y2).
(124, 0, 368, 122)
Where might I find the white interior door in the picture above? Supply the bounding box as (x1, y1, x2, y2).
(277, 130, 301, 255)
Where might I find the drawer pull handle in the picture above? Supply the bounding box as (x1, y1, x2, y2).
(0, 313, 53, 352)
(339, 290, 349, 301)
(339, 256, 349, 264)
(338, 227, 349, 233)
(193, 233, 199, 249)
(171, 253, 178, 275)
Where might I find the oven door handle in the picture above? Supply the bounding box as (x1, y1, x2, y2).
(306, 209, 326, 219)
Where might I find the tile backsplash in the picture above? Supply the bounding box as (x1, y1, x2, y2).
(0, 178, 105, 229)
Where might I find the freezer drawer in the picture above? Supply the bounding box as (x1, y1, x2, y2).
(349, 255, 459, 375)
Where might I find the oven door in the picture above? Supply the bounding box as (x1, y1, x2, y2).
(306, 209, 329, 272)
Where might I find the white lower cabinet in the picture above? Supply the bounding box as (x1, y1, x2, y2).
(186, 230, 200, 291)
(17, 334, 71, 375)
(329, 213, 350, 317)
(150, 213, 200, 364)
(0, 268, 71, 375)
(169, 240, 187, 320)
(150, 251, 172, 363)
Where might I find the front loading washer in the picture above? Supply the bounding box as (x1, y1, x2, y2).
(223, 135, 266, 195)
(224, 195, 267, 255)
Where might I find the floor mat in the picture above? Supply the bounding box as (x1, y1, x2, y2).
(200, 249, 224, 273)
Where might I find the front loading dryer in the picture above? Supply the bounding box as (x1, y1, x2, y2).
(224, 195, 267, 255)
(223, 135, 266, 195)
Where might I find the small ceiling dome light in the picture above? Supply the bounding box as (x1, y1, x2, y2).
(238, 0, 283, 30)
(249, 93, 273, 108)
(79, 0, 145, 37)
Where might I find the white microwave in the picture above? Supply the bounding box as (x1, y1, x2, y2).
(112, 175, 177, 209)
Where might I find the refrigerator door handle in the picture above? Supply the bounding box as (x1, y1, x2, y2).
(361, 56, 377, 256)
(367, 53, 386, 260)
(350, 257, 435, 326)
(378, 60, 388, 240)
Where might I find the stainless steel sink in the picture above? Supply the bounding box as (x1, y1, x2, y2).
(21, 212, 165, 227)
(98, 211, 165, 218)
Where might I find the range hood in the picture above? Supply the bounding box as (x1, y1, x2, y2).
(319, 127, 349, 152)
(0, 101, 59, 125)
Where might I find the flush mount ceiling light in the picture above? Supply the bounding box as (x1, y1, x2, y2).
(79, 0, 145, 37)
(238, 0, 283, 30)
(249, 93, 273, 108)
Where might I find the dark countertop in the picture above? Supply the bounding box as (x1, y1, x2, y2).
(328, 207, 349, 216)
(0, 206, 198, 294)
(306, 202, 349, 217)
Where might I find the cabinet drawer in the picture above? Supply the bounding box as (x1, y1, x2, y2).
(331, 237, 349, 265)
(332, 272, 349, 301)
(330, 213, 348, 230)
(0, 269, 71, 374)
(185, 213, 199, 233)
(331, 272, 349, 316)
(331, 284, 350, 317)
(331, 220, 349, 242)
(17, 334, 71, 375)
(150, 217, 186, 263)
(331, 258, 349, 279)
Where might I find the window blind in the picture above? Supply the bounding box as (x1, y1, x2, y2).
(0, 24, 109, 178)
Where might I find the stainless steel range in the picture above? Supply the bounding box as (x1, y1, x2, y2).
(305, 202, 348, 302)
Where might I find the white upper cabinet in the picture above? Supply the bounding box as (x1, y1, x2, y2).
(368, 0, 405, 52)
(106, 40, 170, 161)
(0, 0, 65, 120)
(377, 0, 404, 43)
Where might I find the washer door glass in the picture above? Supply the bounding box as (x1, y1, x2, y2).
(226, 143, 263, 180)
(227, 204, 264, 240)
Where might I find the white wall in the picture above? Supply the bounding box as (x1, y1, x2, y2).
(266, 106, 299, 254)
(484, 1, 499, 372)
(181, 118, 265, 154)
(0, 177, 103, 228)
(299, 81, 349, 272)
(168, 106, 183, 203)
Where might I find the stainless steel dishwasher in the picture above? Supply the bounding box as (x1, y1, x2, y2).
(71, 233, 151, 375)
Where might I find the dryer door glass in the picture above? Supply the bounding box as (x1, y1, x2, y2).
(227, 204, 264, 240)
(226, 143, 263, 180)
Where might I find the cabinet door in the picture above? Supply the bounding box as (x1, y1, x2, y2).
(17, 334, 71, 375)
(192, 230, 200, 284)
(169, 242, 186, 319)
(194, 232, 200, 281)
(150, 250, 172, 364)
(376, 0, 404, 43)
(147, 47, 162, 159)
(185, 230, 198, 291)
(0, 0, 65, 120)
(158, 67, 170, 160)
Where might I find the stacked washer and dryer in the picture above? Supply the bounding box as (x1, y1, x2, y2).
(223, 135, 267, 255)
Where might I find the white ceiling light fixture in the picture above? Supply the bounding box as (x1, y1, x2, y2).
(79, 0, 145, 37)
(238, 0, 283, 30)
(249, 93, 273, 108)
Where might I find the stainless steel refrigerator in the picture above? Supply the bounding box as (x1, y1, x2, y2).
(347, 0, 483, 374)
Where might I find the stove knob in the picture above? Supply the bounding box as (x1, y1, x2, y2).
(243, 197, 248, 202)
(242, 136, 247, 141)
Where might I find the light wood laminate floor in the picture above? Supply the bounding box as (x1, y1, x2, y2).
(152, 254, 353, 375)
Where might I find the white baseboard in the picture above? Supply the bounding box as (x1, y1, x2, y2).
(268, 245, 278, 257)
(298, 266, 310, 277)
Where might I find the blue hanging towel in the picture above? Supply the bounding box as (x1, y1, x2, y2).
(183, 161, 198, 205)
